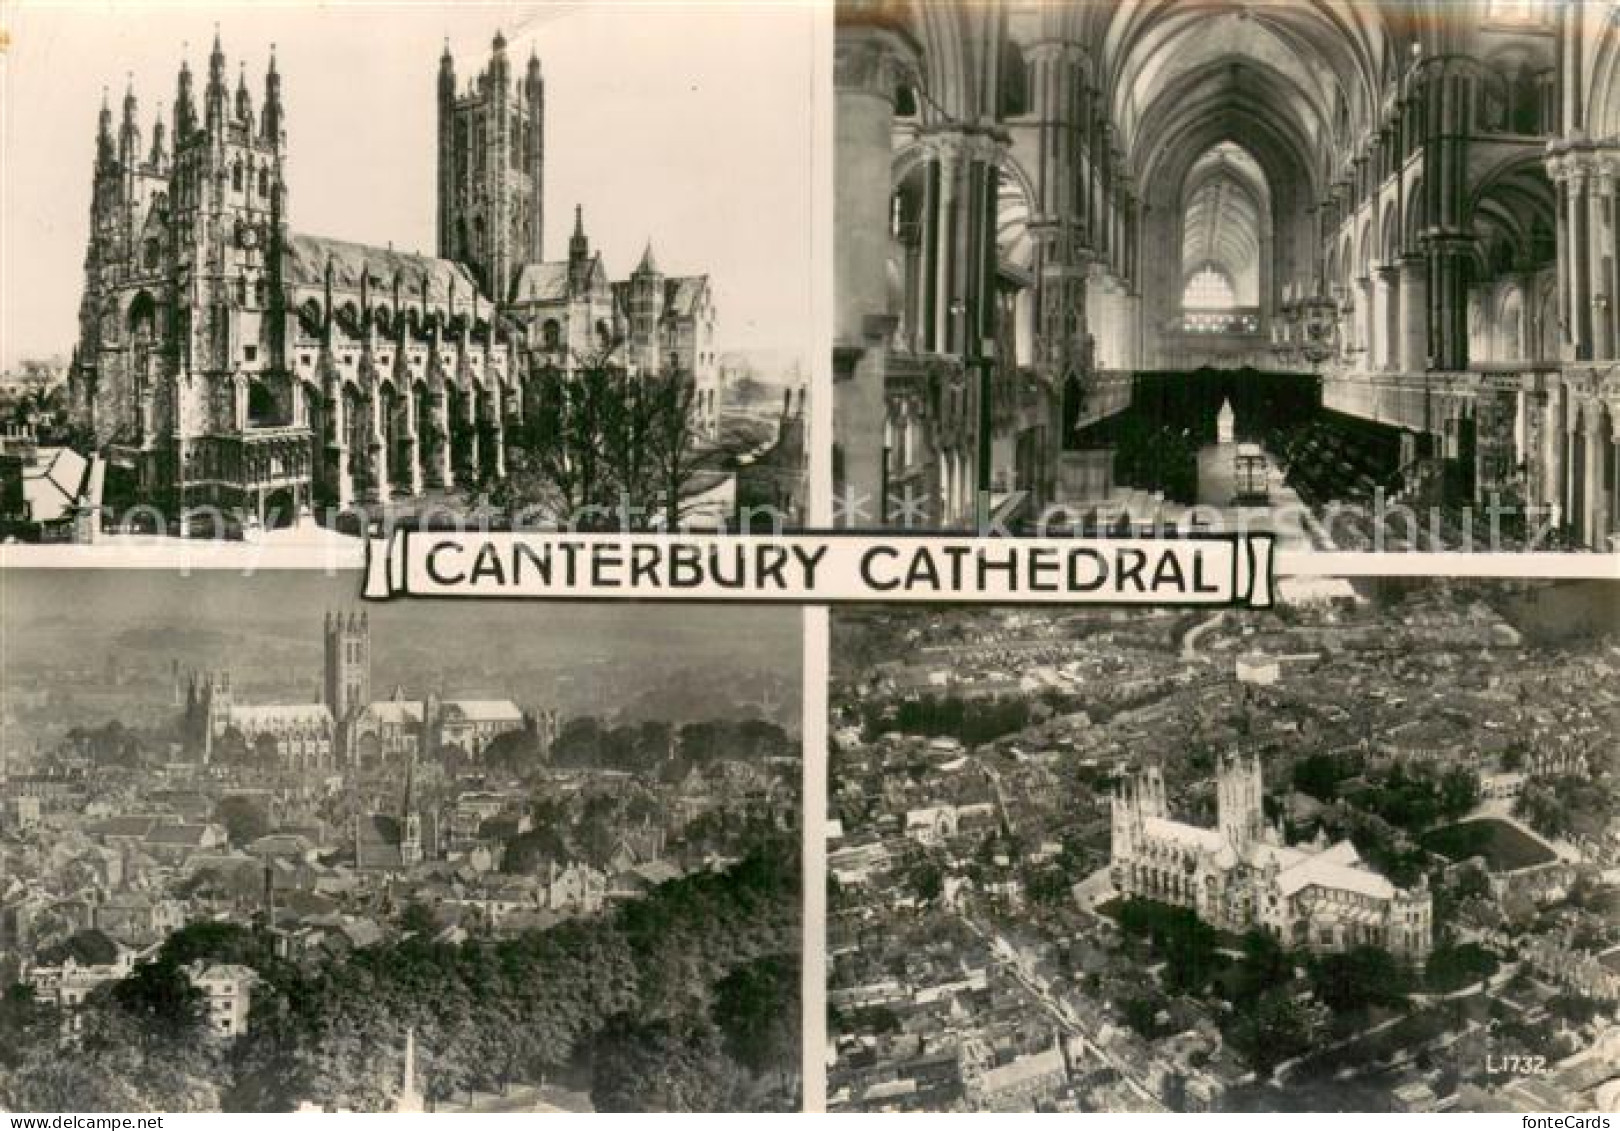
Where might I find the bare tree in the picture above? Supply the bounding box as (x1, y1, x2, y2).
(489, 346, 747, 530)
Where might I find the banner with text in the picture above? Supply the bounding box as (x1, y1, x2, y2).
(362, 531, 1276, 608)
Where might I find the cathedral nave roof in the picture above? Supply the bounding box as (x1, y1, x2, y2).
(226, 703, 335, 729)
(364, 699, 424, 726)
(1142, 816, 1225, 855)
(284, 232, 486, 306)
(1273, 840, 1397, 901)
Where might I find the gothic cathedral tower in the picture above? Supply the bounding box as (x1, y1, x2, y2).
(1216, 752, 1265, 854)
(436, 32, 545, 303)
(323, 610, 371, 723)
(71, 31, 288, 512)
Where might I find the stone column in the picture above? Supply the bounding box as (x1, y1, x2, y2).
(1543, 384, 1564, 522)
(1608, 409, 1620, 544)
(1374, 263, 1400, 371)
(835, 25, 912, 351)
(1425, 233, 1473, 372)
(1548, 150, 1592, 360)
(1589, 162, 1616, 360)
(1569, 163, 1593, 359)
(1398, 255, 1428, 371)
(1565, 402, 1583, 537)
(933, 140, 960, 353)
(1355, 276, 1373, 363)
(833, 22, 917, 521)
(1583, 408, 1606, 548)
(1517, 270, 1537, 360)
(918, 150, 939, 352)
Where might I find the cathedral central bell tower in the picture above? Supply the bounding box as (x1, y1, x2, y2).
(437, 31, 545, 303)
(323, 610, 371, 724)
(1217, 752, 1265, 853)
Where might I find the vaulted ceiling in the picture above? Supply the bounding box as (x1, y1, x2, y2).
(1180, 142, 1268, 305)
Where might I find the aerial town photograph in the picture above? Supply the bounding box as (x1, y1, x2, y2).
(0, 570, 803, 1111)
(833, 0, 1619, 553)
(827, 577, 1620, 1112)
(0, 4, 810, 546)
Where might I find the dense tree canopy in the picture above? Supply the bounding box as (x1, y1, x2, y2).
(0, 839, 800, 1113)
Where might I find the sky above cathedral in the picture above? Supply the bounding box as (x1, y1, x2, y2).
(0, 2, 815, 369)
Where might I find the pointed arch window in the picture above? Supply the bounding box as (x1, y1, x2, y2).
(1183, 266, 1237, 310)
(1485, 0, 1550, 24)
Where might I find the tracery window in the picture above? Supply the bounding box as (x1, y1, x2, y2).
(1485, 0, 1551, 25)
(1183, 266, 1236, 310)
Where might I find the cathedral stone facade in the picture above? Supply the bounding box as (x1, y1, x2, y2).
(1110, 754, 1433, 960)
(68, 31, 718, 525)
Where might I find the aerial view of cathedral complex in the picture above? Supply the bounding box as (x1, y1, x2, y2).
(1111, 754, 1434, 960)
(181, 609, 545, 772)
(67, 30, 718, 524)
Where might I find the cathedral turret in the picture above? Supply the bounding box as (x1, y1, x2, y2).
(235, 63, 254, 127)
(119, 80, 142, 167)
(435, 41, 457, 264)
(149, 107, 167, 170)
(174, 55, 196, 142)
(95, 88, 116, 168)
(567, 204, 592, 291)
(1217, 751, 1265, 854)
(634, 240, 662, 279)
(525, 46, 542, 95)
(438, 39, 456, 99)
(261, 47, 283, 147)
(205, 28, 228, 132)
(524, 47, 544, 264)
(489, 29, 510, 86)
(569, 204, 588, 261)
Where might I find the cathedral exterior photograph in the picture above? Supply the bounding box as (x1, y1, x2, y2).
(6, 0, 1620, 1120)
(2, 5, 811, 542)
(1110, 755, 1434, 961)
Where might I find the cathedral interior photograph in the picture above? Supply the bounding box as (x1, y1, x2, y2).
(2, 0, 1618, 1119)
(833, 0, 1620, 552)
(0, 4, 812, 545)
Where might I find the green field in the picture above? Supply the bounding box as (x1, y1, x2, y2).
(1423, 818, 1556, 872)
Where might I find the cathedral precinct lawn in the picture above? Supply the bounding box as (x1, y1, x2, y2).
(1420, 818, 1556, 872)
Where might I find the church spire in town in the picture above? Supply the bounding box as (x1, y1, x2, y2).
(396, 1028, 424, 1113)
